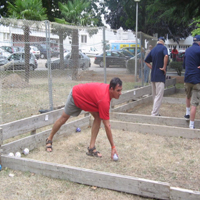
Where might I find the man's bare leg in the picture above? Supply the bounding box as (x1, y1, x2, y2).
(46, 111, 70, 152)
(190, 105, 197, 122)
(88, 112, 102, 157)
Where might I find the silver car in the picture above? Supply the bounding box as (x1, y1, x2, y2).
(4, 52, 38, 71)
(45, 51, 91, 70)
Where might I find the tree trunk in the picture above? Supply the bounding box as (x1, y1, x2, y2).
(71, 29, 79, 80)
(24, 25, 30, 83)
(59, 30, 64, 70)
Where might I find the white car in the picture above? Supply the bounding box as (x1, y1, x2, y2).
(81, 47, 100, 56)
(30, 46, 40, 59)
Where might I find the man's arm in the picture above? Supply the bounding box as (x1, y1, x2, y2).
(103, 119, 118, 159)
(160, 55, 168, 74)
(145, 62, 152, 69)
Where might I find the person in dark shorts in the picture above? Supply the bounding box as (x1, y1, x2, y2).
(183, 35, 200, 129)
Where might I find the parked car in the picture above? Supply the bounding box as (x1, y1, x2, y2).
(0, 55, 8, 66)
(94, 50, 130, 68)
(0, 46, 18, 54)
(4, 52, 38, 71)
(81, 47, 100, 56)
(51, 47, 60, 58)
(45, 51, 91, 70)
(117, 49, 135, 57)
(30, 46, 40, 59)
(0, 48, 11, 58)
(125, 53, 140, 74)
(15, 46, 25, 53)
(32, 44, 52, 59)
(122, 47, 141, 54)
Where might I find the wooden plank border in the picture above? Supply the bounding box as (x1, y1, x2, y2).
(0, 128, 2, 164)
(2, 116, 90, 154)
(170, 187, 200, 200)
(111, 78, 176, 107)
(1, 109, 87, 141)
(112, 86, 176, 112)
(110, 113, 200, 129)
(1, 155, 170, 200)
(109, 121, 200, 139)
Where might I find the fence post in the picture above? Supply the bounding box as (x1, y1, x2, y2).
(0, 128, 2, 165)
(45, 20, 54, 111)
(103, 27, 107, 84)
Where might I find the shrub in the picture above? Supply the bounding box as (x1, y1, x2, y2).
(169, 61, 183, 76)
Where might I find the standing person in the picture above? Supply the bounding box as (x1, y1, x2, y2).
(45, 77, 123, 159)
(183, 35, 200, 129)
(171, 46, 179, 61)
(145, 37, 168, 116)
(144, 45, 153, 84)
(138, 48, 145, 81)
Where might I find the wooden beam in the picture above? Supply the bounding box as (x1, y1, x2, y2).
(0, 128, 2, 164)
(170, 187, 200, 200)
(110, 113, 200, 129)
(162, 97, 185, 104)
(111, 78, 176, 107)
(2, 116, 90, 154)
(1, 156, 170, 200)
(112, 86, 176, 112)
(165, 78, 176, 88)
(1, 109, 87, 141)
(109, 121, 200, 139)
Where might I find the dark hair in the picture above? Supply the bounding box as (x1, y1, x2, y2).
(109, 77, 122, 89)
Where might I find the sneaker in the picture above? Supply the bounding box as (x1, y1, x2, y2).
(189, 126, 195, 129)
(184, 114, 190, 120)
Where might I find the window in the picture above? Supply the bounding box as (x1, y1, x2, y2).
(3, 33, 9, 41)
(81, 35, 87, 43)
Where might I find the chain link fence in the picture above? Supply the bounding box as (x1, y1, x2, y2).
(0, 19, 157, 124)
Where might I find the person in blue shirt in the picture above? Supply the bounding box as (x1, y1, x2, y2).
(144, 45, 153, 84)
(183, 35, 200, 129)
(145, 37, 168, 116)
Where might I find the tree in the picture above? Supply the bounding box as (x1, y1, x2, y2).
(6, 0, 47, 82)
(0, 0, 15, 18)
(56, 0, 99, 79)
(191, 17, 200, 36)
(103, 0, 200, 42)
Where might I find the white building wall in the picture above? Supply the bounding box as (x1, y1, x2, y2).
(165, 36, 193, 51)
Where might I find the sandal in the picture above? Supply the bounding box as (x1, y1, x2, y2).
(46, 138, 53, 152)
(86, 146, 102, 158)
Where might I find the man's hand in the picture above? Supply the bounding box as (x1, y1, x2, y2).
(197, 66, 200, 69)
(111, 147, 118, 160)
(160, 67, 166, 75)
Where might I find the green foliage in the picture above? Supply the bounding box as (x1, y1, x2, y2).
(169, 61, 183, 76)
(7, 0, 47, 21)
(190, 17, 200, 36)
(104, 0, 199, 42)
(57, 0, 97, 26)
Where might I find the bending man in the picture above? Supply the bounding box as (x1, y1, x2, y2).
(46, 77, 122, 159)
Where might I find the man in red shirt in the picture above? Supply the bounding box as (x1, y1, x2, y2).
(46, 77, 122, 160)
(171, 46, 179, 61)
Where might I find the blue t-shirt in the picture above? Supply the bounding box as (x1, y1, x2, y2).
(184, 43, 200, 84)
(145, 44, 168, 83)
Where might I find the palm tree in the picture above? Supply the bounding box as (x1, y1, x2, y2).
(56, 0, 98, 79)
(6, 0, 47, 82)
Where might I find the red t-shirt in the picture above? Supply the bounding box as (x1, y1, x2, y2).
(72, 83, 110, 120)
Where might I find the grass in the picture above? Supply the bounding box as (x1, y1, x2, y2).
(1, 69, 137, 124)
